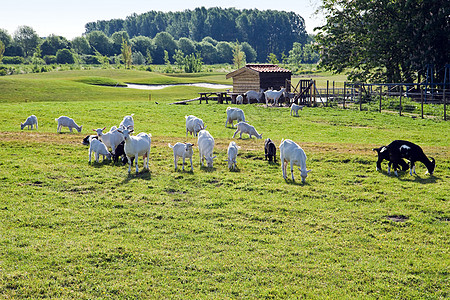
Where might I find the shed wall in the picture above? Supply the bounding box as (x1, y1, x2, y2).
(232, 72, 260, 94)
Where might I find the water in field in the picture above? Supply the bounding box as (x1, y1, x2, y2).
(125, 83, 232, 90)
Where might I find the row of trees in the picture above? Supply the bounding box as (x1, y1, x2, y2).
(0, 25, 318, 68)
(316, 0, 449, 83)
(85, 7, 308, 63)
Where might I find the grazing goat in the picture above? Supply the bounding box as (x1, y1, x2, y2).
(264, 88, 286, 107)
(232, 122, 262, 139)
(21, 115, 38, 130)
(225, 107, 245, 128)
(185, 115, 206, 137)
(168, 142, 194, 171)
(373, 146, 409, 175)
(119, 114, 134, 130)
(117, 127, 151, 174)
(227, 141, 240, 170)
(89, 137, 111, 163)
(384, 140, 435, 176)
(245, 90, 264, 103)
(264, 138, 277, 162)
(197, 130, 216, 168)
(82, 135, 98, 145)
(236, 94, 244, 105)
(290, 104, 304, 117)
(55, 116, 82, 133)
(93, 127, 124, 154)
(280, 139, 311, 183)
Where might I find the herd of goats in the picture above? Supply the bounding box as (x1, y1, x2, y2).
(20, 106, 436, 183)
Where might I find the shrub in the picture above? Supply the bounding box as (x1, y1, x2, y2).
(43, 55, 57, 65)
(56, 49, 75, 64)
(2, 56, 25, 64)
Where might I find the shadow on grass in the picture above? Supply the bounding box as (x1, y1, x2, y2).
(199, 166, 217, 172)
(122, 169, 152, 183)
(88, 160, 112, 168)
(380, 170, 441, 184)
(284, 178, 309, 186)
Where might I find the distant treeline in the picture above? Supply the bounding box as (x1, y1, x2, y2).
(85, 7, 308, 62)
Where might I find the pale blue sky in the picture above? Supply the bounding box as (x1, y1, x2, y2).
(1, 0, 324, 39)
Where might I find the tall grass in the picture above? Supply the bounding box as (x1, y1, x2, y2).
(0, 70, 448, 298)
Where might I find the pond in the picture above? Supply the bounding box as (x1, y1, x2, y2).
(125, 83, 232, 90)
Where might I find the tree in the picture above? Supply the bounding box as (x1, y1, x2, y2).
(173, 49, 185, 71)
(241, 42, 257, 63)
(267, 53, 279, 64)
(316, 0, 450, 82)
(216, 41, 233, 64)
(121, 39, 132, 68)
(111, 31, 130, 55)
(153, 32, 177, 64)
(177, 37, 196, 56)
(14, 26, 40, 57)
(72, 36, 91, 55)
(0, 41, 5, 63)
(232, 42, 246, 69)
(56, 49, 75, 64)
(40, 34, 69, 56)
(86, 31, 112, 56)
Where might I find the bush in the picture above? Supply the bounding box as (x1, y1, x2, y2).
(2, 56, 25, 64)
(43, 55, 57, 65)
(81, 55, 101, 64)
(56, 49, 75, 64)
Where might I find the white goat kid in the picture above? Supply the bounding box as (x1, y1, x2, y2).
(55, 116, 82, 133)
(197, 130, 216, 168)
(232, 122, 262, 139)
(117, 127, 151, 174)
(245, 90, 264, 103)
(225, 107, 245, 128)
(119, 114, 134, 130)
(21, 115, 38, 130)
(89, 137, 111, 163)
(168, 142, 194, 171)
(279, 139, 311, 183)
(93, 127, 124, 154)
(185, 115, 206, 137)
(227, 141, 240, 170)
(264, 88, 286, 107)
(290, 104, 304, 117)
(236, 94, 244, 104)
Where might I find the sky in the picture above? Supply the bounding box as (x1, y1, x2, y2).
(0, 0, 324, 39)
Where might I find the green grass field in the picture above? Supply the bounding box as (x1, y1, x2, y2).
(0, 69, 449, 298)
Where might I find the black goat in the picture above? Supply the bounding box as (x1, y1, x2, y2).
(264, 138, 277, 162)
(373, 146, 409, 174)
(112, 141, 134, 165)
(384, 140, 435, 176)
(82, 135, 97, 146)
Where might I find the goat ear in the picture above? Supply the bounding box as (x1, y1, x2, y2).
(102, 127, 106, 131)
(212, 156, 217, 159)
(307, 169, 312, 173)
(129, 129, 134, 134)
(92, 129, 96, 132)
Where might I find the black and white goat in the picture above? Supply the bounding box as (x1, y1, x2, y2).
(264, 138, 277, 163)
(373, 146, 409, 175)
(382, 140, 435, 176)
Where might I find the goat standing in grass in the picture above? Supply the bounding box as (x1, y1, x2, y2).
(198, 130, 216, 168)
(264, 88, 286, 107)
(265, 138, 277, 162)
(227, 141, 240, 170)
(233, 122, 262, 139)
(185, 115, 206, 137)
(168, 142, 194, 171)
(89, 137, 111, 163)
(21, 115, 38, 130)
(384, 140, 435, 176)
(55, 116, 83, 133)
(117, 127, 151, 174)
(280, 139, 311, 183)
(373, 145, 409, 175)
(225, 107, 245, 128)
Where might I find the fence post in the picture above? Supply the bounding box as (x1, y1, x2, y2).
(359, 84, 362, 111)
(379, 86, 382, 113)
(399, 85, 402, 116)
(326, 80, 329, 107)
(421, 85, 424, 119)
(444, 83, 447, 121)
(343, 83, 346, 109)
(333, 81, 335, 107)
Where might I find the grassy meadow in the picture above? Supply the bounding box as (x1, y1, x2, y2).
(0, 69, 449, 299)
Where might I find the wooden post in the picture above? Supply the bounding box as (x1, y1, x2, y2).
(359, 84, 362, 111)
(343, 83, 346, 109)
(332, 81, 335, 107)
(379, 86, 382, 113)
(421, 85, 424, 119)
(326, 80, 329, 107)
(399, 85, 402, 116)
(444, 83, 447, 121)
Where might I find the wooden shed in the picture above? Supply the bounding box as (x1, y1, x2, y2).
(226, 64, 292, 94)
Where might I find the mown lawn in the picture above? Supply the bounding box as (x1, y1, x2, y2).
(0, 70, 448, 298)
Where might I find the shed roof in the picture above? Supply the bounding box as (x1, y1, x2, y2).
(226, 64, 291, 79)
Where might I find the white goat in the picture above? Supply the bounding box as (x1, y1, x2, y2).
(227, 141, 240, 170)
(185, 115, 206, 137)
(265, 88, 286, 107)
(55, 116, 82, 133)
(279, 139, 311, 183)
(290, 104, 304, 117)
(117, 127, 151, 173)
(232, 122, 262, 139)
(21, 115, 38, 130)
(119, 114, 134, 130)
(89, 137, 111, 163)
(225, 107, 245, 128)
(168, 142, 194, 171)
(245, 90, 264, 103)
(197, 130, 216, 168)
(93, 127, 124, 154)
(236, 94, 244, 104)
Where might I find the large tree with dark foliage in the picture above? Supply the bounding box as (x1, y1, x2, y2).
(85, 7, 307, 62)
(316, 0, 449, 83)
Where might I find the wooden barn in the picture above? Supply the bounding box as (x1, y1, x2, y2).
(226, 64, 292, 94)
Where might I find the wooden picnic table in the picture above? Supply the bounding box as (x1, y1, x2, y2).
(198, 92, 229, 104)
